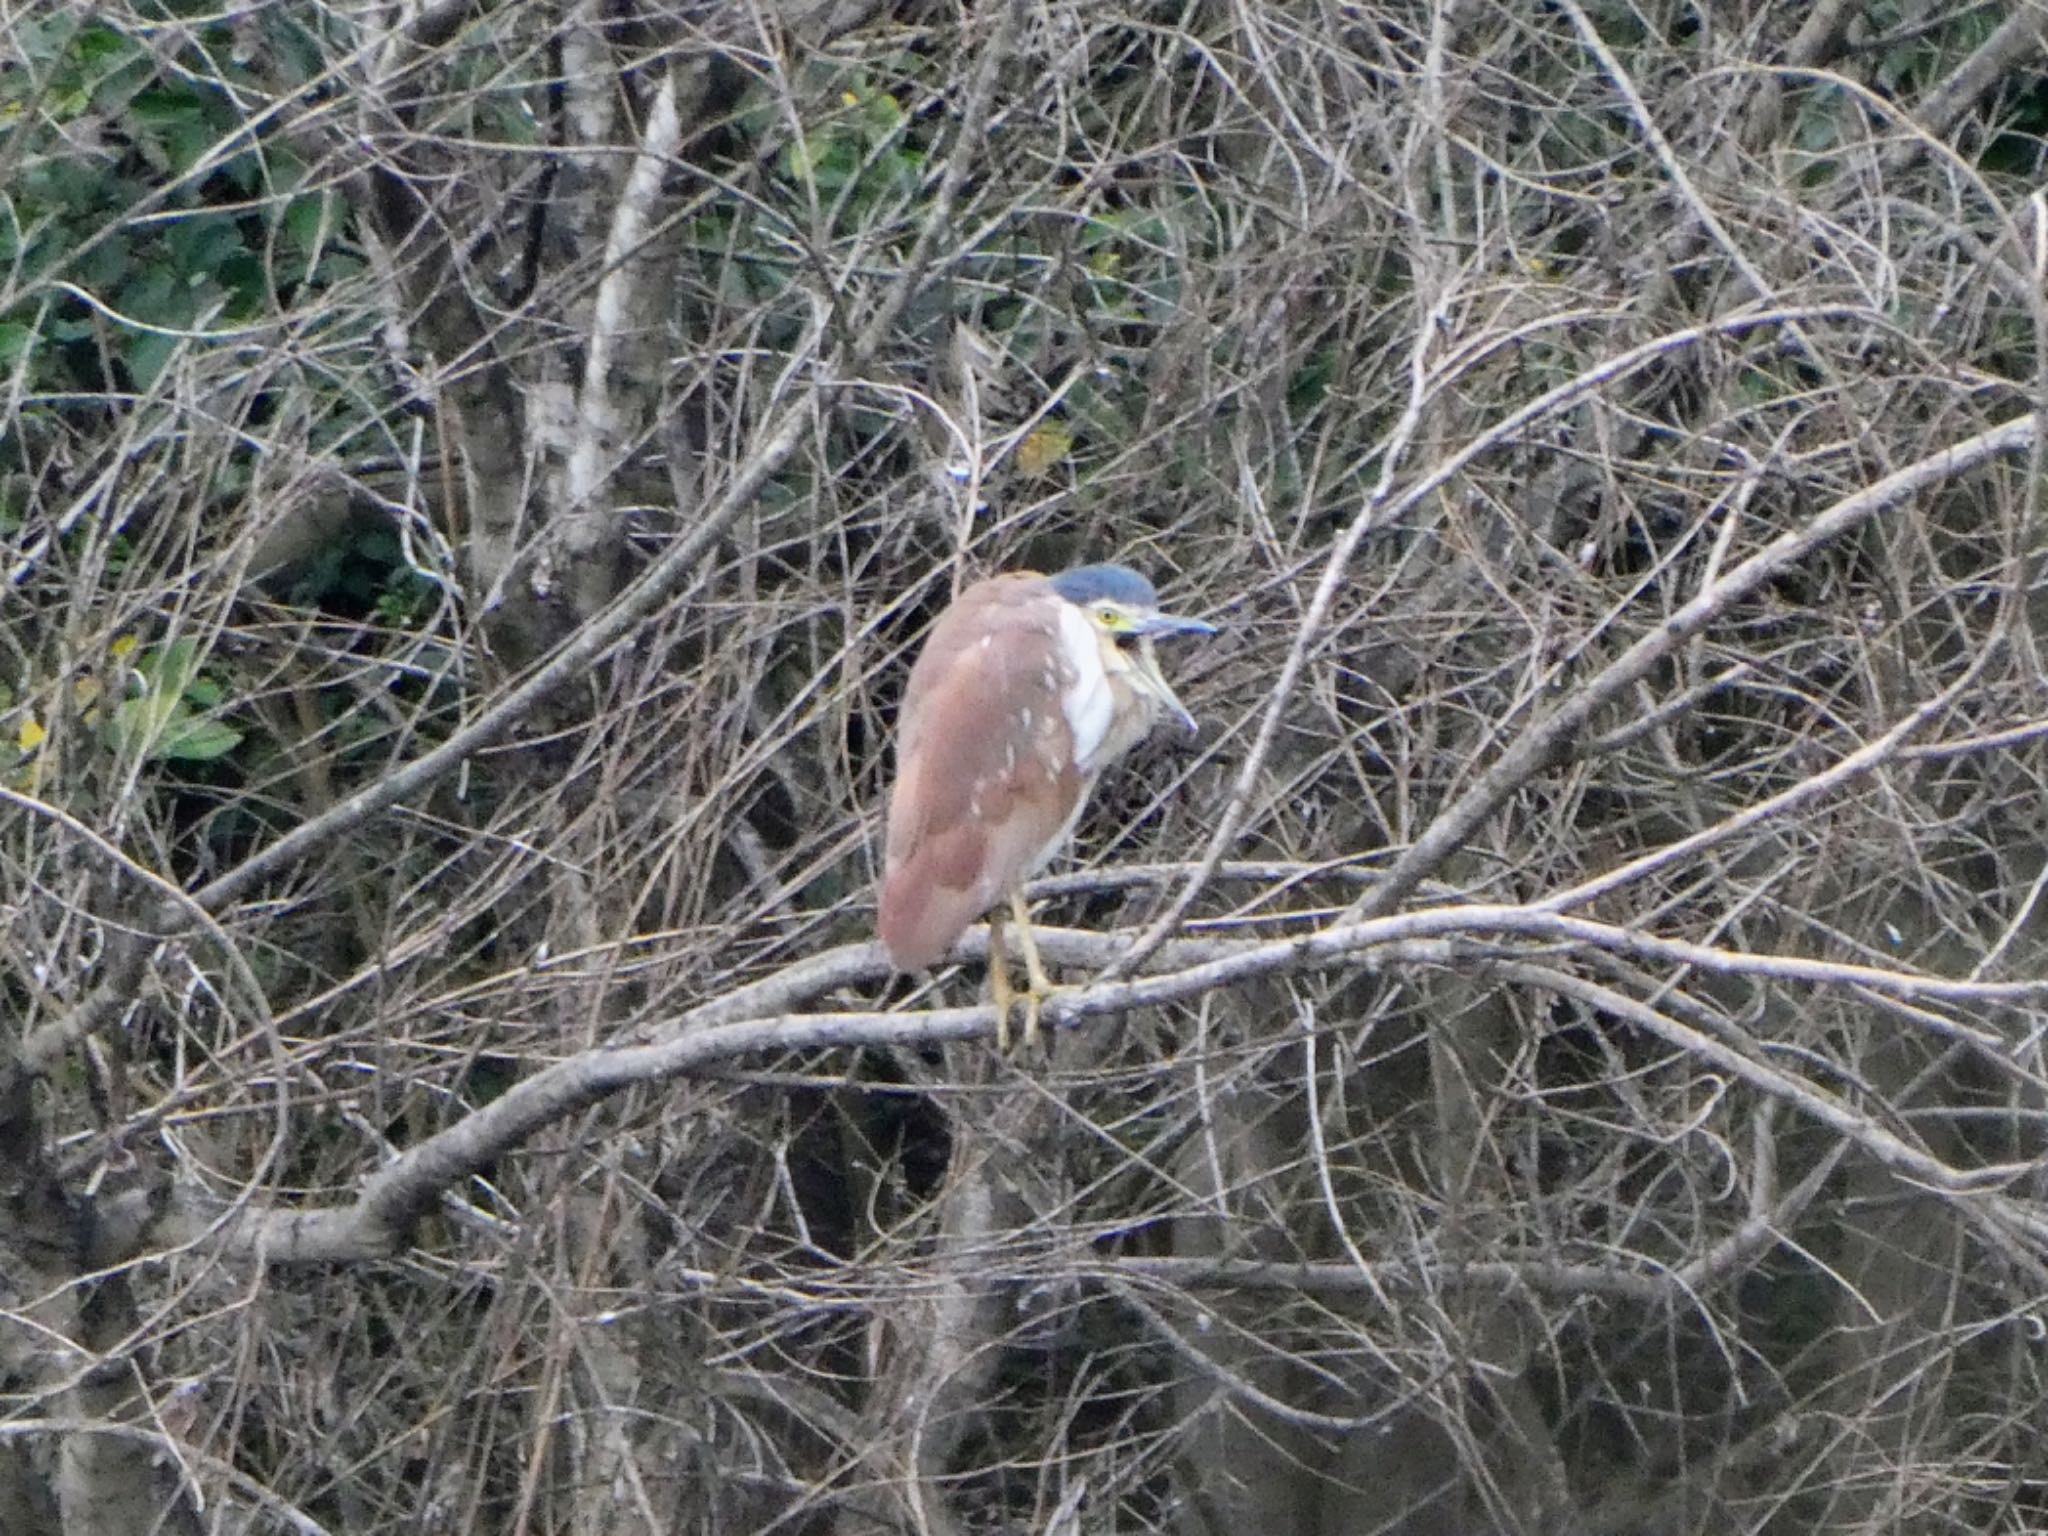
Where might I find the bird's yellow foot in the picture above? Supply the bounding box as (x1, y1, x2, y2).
(988, 897, 1055, 1052)
(990, 968, 1052, 1052)
(987, 962, 1021, 1052)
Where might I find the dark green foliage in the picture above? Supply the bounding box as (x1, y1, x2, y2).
(0, 12, 353, 396)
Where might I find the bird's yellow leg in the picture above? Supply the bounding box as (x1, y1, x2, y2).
(1007, 888, 1055, 1051)
(988, 902, 1013, 1052)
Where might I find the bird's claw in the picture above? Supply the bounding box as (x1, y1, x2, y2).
(989, 964, 1053, 1052)
(990, 890, 1058, 1053)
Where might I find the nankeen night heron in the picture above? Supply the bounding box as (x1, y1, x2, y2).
(877, 564, 1214, 1047)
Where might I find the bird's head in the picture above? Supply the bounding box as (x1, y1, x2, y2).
(1049, 563, 1215, 733)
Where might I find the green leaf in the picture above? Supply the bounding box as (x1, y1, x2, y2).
(313, 251, 364, 284)
(156, 716, 242, 762)
(71, 23, 134, 71)
(107, 691, 180, 757)
(217, 250, 262, 314)
(119, 265, 184, 327)
(782, 131, 859, 195)
(76, 230, 137, 292)
(883, 149, 922, 195)
(130, 86, 223, 176)
(105, 633, 242, 762)
(137, 636, 202, 688)
(281, 190, 330, 260)
(125, 329, 181, 390)
(859, 90, 905, 135)
(163, 213, 244, 276)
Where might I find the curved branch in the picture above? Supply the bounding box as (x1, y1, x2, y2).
(1349, 410, 2038, 921)
(1121, 302, 1882, 973)
(171, 892, 2048, 1265)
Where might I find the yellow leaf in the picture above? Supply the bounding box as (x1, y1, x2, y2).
(111, 633, 140, 658)
(1015, 424, 1074, 477)
(17, 716, 44, 752)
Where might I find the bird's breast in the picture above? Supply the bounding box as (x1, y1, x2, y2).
(1055, 602, 1117, 770)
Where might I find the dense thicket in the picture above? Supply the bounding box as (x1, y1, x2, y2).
(7, 3, 2048, 1533)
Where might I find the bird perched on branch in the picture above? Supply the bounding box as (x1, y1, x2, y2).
(878, 564, 1214, 1047)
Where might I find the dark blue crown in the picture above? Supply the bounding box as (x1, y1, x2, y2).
(1049, 563, 1159, 609)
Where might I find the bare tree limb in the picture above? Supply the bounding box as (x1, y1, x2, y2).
(1350, 410, 2037, 922)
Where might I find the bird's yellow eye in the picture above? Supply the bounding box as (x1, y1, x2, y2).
(1095, 604, 1126, 631)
